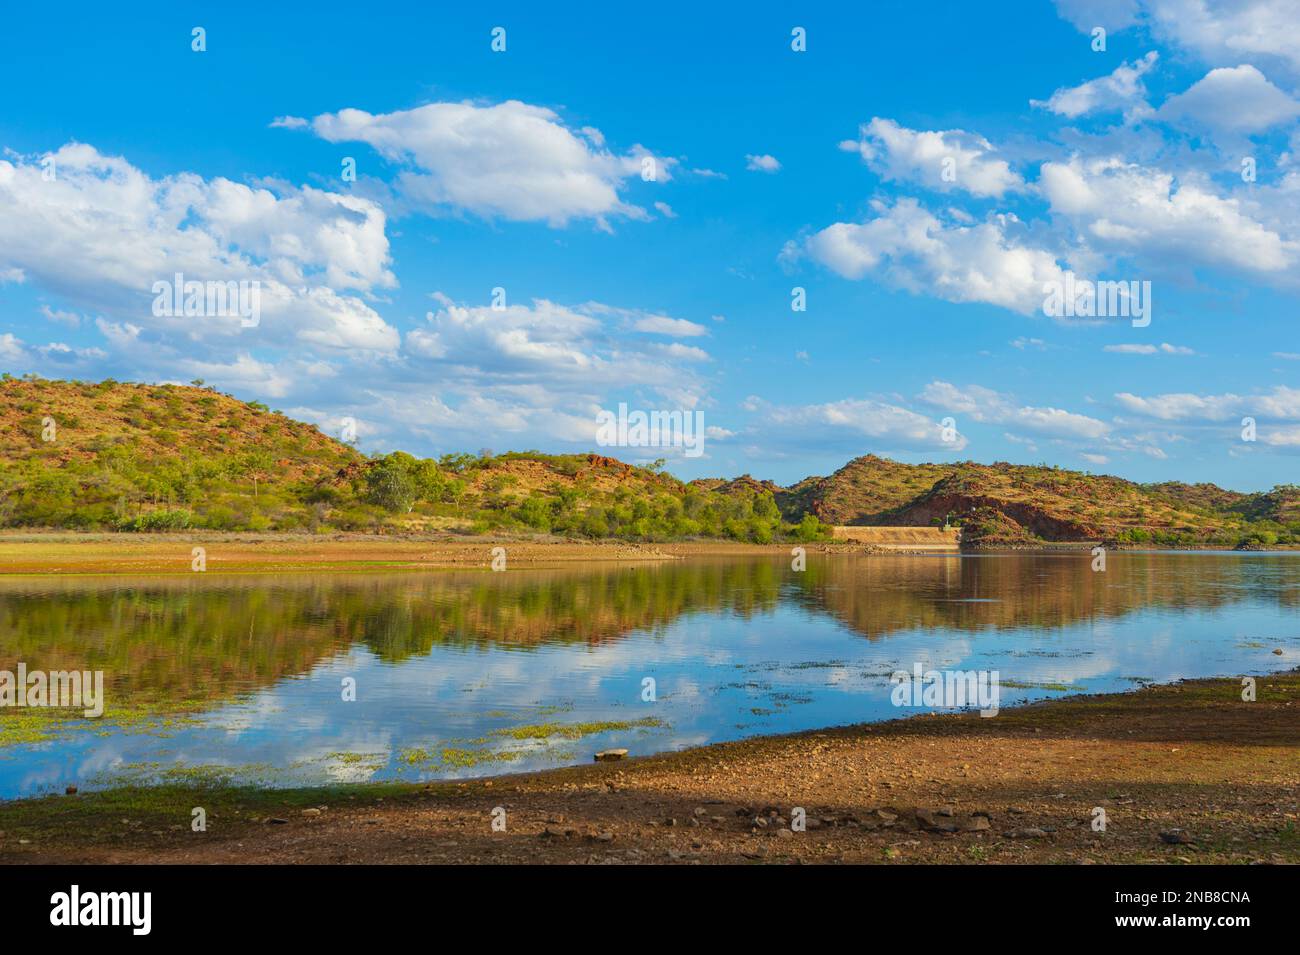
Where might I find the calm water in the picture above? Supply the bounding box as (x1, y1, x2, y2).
(1, 553, 1297, 799)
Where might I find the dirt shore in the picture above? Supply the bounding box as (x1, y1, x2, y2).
(0, 532, 798, 575)
(1, 532, 1278, 576)
(2, 671, 1295, 865)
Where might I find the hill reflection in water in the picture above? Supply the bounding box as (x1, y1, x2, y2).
(0, 553, 1296, 798)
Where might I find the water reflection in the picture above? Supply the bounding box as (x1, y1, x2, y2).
(0, 553, 1296, 798)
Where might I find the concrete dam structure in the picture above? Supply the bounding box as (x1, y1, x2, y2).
(830, 526, 962, 552)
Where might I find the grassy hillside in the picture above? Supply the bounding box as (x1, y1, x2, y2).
(779, 455, 1299, 548)
(1, 375, 1294, 547)
(0, 375, 826, 543)
(775, 454, 956, 524)
(0, 375, 359, 531)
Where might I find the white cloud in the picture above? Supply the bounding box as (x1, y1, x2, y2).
(93, 318, 142, 350)
(748, 396, 967, 452)
(1147, 0, 1300, 74)
(577, 302, 709, 338)
(631, 314, 709, 337)
(172, 353, 299, 399)
(34, 341, 106, 362)
(0, 143, 399, 354)
(1115, 385, 1300, 420)
(0, 333, 26, 362)
(38, 304, 82, 327)
(302, 100, 672, 227)
(839, 118, 1023, 197)
(920, 380, 1112, 440)
(745, 154, 781, 173)
(1157, 64, 1300, 133)
(0, 332, 107, 369)
(1262, 425, 1300, 446)
(1038, 155, 1294, 274)
(1055, 1, 1300, 76)
(657, 342, 711, 362)
(1104, 342, 1195, 353)
(1031, 51, 1159, 118)
(407, 298, 711, 390)
(1116, 391, 1241, 420)
(390, 296, 715, 450)
(801, 198, 1067, 315)
(1052, 0, 1141, 31)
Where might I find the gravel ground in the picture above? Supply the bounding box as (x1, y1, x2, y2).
(3, 671, 1296, 865)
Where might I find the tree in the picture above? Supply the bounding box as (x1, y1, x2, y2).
(365, 454, 417, 513)
(409, 457, 450, 501)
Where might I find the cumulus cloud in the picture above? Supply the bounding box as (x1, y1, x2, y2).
(1038, 155, 1294, 274)
(838, 118, 1024, 197)
(1104, 342, 1195, 353)
(171, 353, 299, 399)
(300, 100, 673, 227)
(1262, 426, 1300, 447)
(576, 302, 708, 337)
(0, 142, 399, 354)
(1146, 0, 1300, 74)
(0, 332, 105, 369)
(745, 395, 967, 452)
(920, 380, 1112, 440)
(391, 296, 715, 451)
(1157, 64, 1300, 133)
(1055, 1, 1300, 76)
(38, 304, 82, 328)
(1115, 385, 1300, 420)
(1116, 391, 1241, 420)
(0, 333, 27, 362)
(630, 315, 709, 337)
(1031, 51, 1159, 119)
(745, 154, 781, 173)
(798, 198, 1068, 315)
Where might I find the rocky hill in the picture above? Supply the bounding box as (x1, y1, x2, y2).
(1, 375, 1294, 547)
(0, 375, 818, 542)
(768, 455, 1297, 548)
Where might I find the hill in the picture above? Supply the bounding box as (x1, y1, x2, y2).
(0, 375, 1294, 548)
(773, 454, 956, 524)
(770, 455, 1298, 548)
(0, 375, 824, 542)
(0, 375, 359, 530)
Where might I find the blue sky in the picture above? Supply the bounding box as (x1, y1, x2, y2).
(1, 0, 1298, 489)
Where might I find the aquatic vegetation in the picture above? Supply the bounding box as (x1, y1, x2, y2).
(0, 700, 206, 749)
(1000, 680, 1077, 692)
(91, 760, 279, 789)
(326, 751, 388, 766)
(436, 747, 527, 769)
(492, 717, 664, 742)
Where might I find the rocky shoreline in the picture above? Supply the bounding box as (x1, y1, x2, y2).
(3, 670, 1296, 865)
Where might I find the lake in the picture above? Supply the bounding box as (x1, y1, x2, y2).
(1, 552, 1297, 800)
